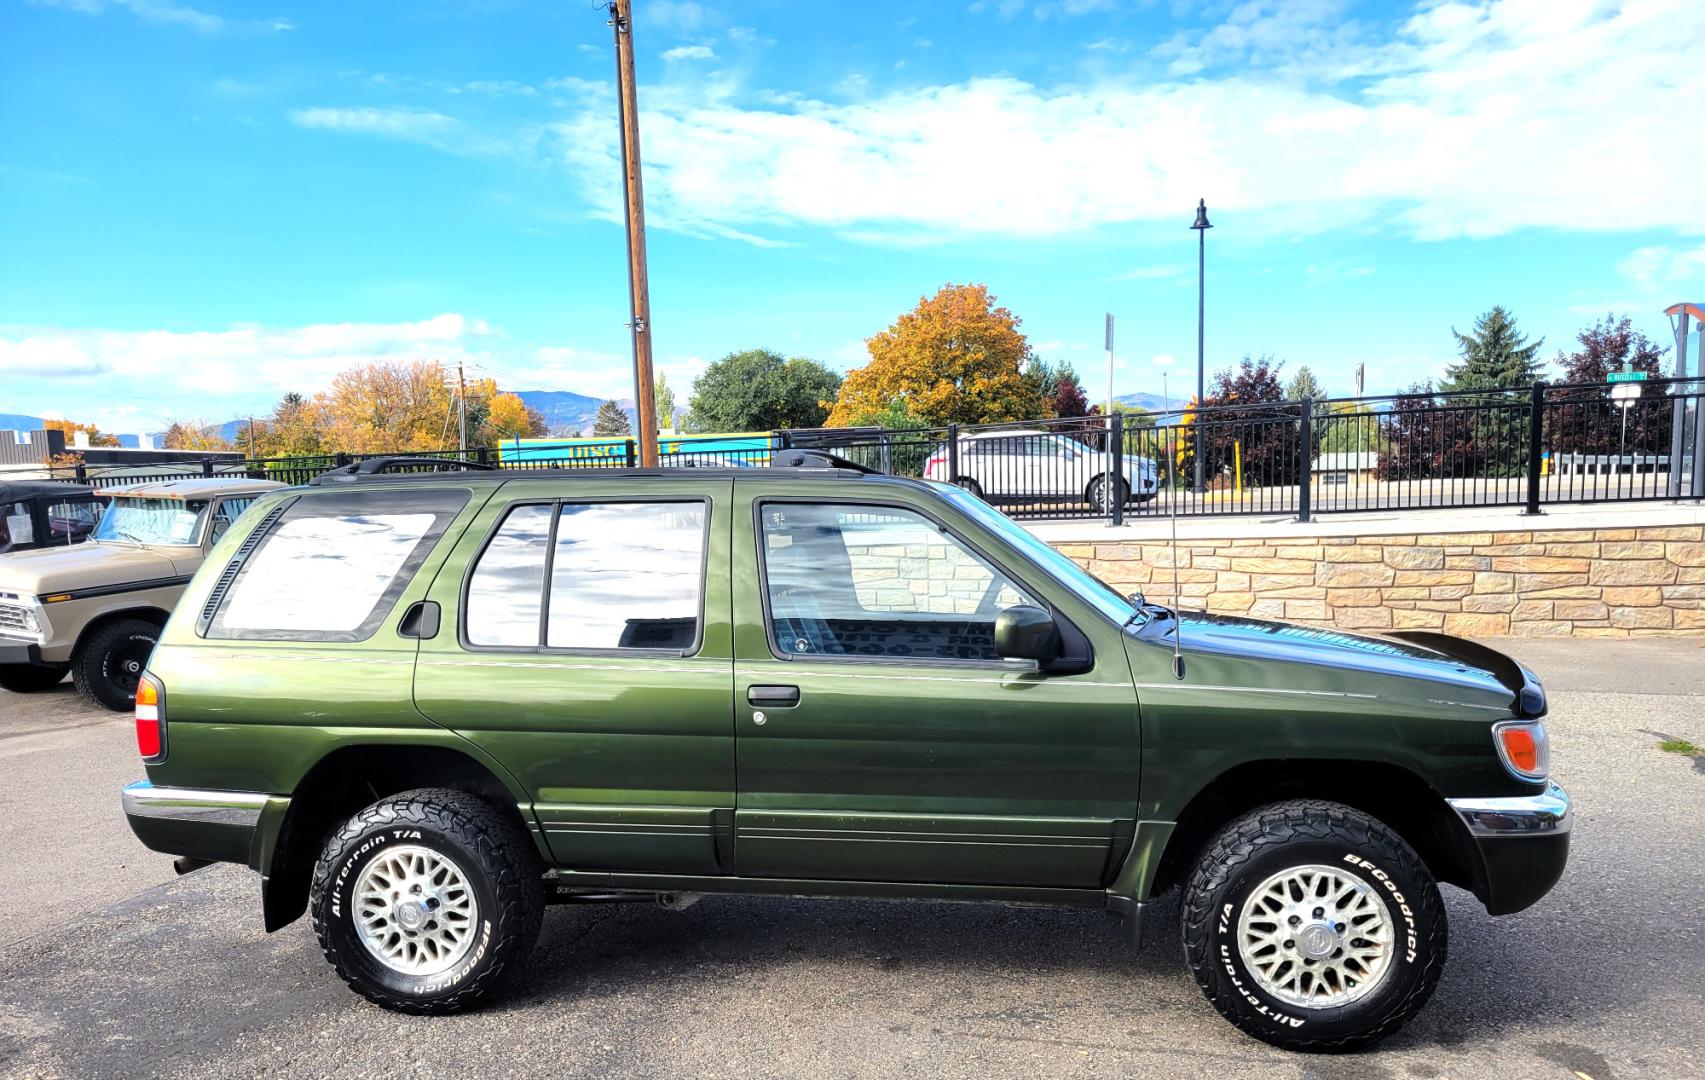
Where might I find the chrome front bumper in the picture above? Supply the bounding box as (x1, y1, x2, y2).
(1448, 781, 1571, 837)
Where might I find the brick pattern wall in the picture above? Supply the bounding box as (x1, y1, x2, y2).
(1053, 526, 1705, 637)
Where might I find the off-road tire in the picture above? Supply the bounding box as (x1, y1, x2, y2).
(0, 664, 68, 693)
(1181, 800, 1447, 1052)
(1087, 474, 1129, 511)
(71, 618, 159, 711)
(310, 787, 545, 1015)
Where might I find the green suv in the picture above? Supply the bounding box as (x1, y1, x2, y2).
(120, 454, 1569, 1051)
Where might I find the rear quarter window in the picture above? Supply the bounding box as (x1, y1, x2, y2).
(203, 488, 469, 642)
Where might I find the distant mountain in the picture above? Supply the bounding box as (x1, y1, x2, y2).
(514, 391, 636, 436)
(1114, 392, 1171, 413)
(0, 412, 45, 432)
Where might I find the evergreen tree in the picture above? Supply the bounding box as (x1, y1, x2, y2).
(1285, 365, 1326, 401)
(1442, 307, 1545, 394)
(592, 400, 632, 437)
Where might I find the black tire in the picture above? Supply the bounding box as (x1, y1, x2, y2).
(71, 618, 159, 711)
(0, 664, 69, 693)
(1181, 800, 1447, 1053)
(953, 477, 984, 499)
(310, 787, 545, 1015)
(1087, 474, 1129, 511)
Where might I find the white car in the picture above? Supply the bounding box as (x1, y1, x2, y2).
(923, 430, 1159, 509)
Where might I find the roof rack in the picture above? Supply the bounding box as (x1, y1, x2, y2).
(309, 456, 498, 485)
(301, 449, 886, 486)
(768, 448, 879, 474)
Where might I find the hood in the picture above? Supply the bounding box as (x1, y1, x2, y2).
(1148, 610, 1534, 715)
(0, 542, 183, 595)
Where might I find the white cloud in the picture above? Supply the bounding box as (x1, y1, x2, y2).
(1151, 354, 1178, 367)
(0, 315, 496, 431)
(30, 0, 289, 36)
(530, 346, 707, 402)
(646, 1, 712, 35)
(1619, 243, 1705, 291)
(536, 0, 1705, 245)
(283, 107, 511, 156)
(289, 105, 460, 143)
(969, 0, 1114, 19)
(661, 45, 715, 62)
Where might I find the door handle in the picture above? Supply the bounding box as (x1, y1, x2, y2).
(746, 685, 800, 708)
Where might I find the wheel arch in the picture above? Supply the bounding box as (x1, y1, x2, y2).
(71, 605, 171, 660)
(1145, 758, 1484, 902)
(261, 742, 540, 933)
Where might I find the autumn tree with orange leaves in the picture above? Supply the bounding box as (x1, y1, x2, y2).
(828, 284, 1044, 427)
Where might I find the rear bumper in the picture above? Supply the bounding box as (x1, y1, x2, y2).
(1449, 781, 1571, 915)
(121, 781, 275, 866)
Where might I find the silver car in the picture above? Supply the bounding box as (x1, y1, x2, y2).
(924, 430, 1158, 509)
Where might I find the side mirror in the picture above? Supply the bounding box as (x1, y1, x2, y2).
(994, 605, 1061, 664)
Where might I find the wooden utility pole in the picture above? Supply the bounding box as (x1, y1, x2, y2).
(609, 0, 659, 466)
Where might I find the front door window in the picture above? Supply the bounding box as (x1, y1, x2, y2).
(760, 503, 1038, 661)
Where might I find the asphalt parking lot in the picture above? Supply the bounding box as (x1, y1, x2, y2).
(2, 638, 1702, 1079)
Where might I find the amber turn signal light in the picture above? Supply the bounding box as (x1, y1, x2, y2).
(1492, 719, 1549, 781)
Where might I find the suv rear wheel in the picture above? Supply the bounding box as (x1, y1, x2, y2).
(71, 617, 159, 711)
(1180, 800, 1447, 1052)
(310, 787, 545, 1014)
(0, 664, 69, 693)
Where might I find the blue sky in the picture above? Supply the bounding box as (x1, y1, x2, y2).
(2, 0, 1702, 434)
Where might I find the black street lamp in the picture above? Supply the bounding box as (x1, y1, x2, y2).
(1190, 198, 1212, 493)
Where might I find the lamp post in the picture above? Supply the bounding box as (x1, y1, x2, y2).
(1190, 198, 1212, 493)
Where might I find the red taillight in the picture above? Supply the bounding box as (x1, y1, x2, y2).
(135, 674, 164, 761)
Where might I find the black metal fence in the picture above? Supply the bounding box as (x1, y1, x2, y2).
(787, 377, 1705, 521)
(44, 377, 1705, 523)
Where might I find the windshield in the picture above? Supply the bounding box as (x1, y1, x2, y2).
(94, 497, 209, 546)
(936, 484, 1141, 626)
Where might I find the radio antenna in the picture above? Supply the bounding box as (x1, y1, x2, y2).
(1164, 372, 1185, 680)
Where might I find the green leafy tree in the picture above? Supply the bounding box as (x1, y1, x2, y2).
(592, 399, 632, 437)
(685, 349, 841, 432)
(1443, 306, 1545, 395)
(655, 374, 678, 432)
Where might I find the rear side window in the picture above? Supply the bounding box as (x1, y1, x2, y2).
(205, 489, 468, 642)
(463, 500, 707, 652)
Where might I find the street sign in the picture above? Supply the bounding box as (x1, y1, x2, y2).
(1607, 370, 1647, 383)
(1611, 381, 1641, 407)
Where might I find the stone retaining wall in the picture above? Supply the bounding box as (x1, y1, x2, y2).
(1052, 525, 1705, 637)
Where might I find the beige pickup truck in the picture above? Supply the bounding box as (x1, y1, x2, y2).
(0, 476, 285, 709)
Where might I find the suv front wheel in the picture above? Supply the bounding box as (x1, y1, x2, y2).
(309, 787, 545, 1014)
(72, 617, 159, 711)
(1180, 800, 1447, 1052)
